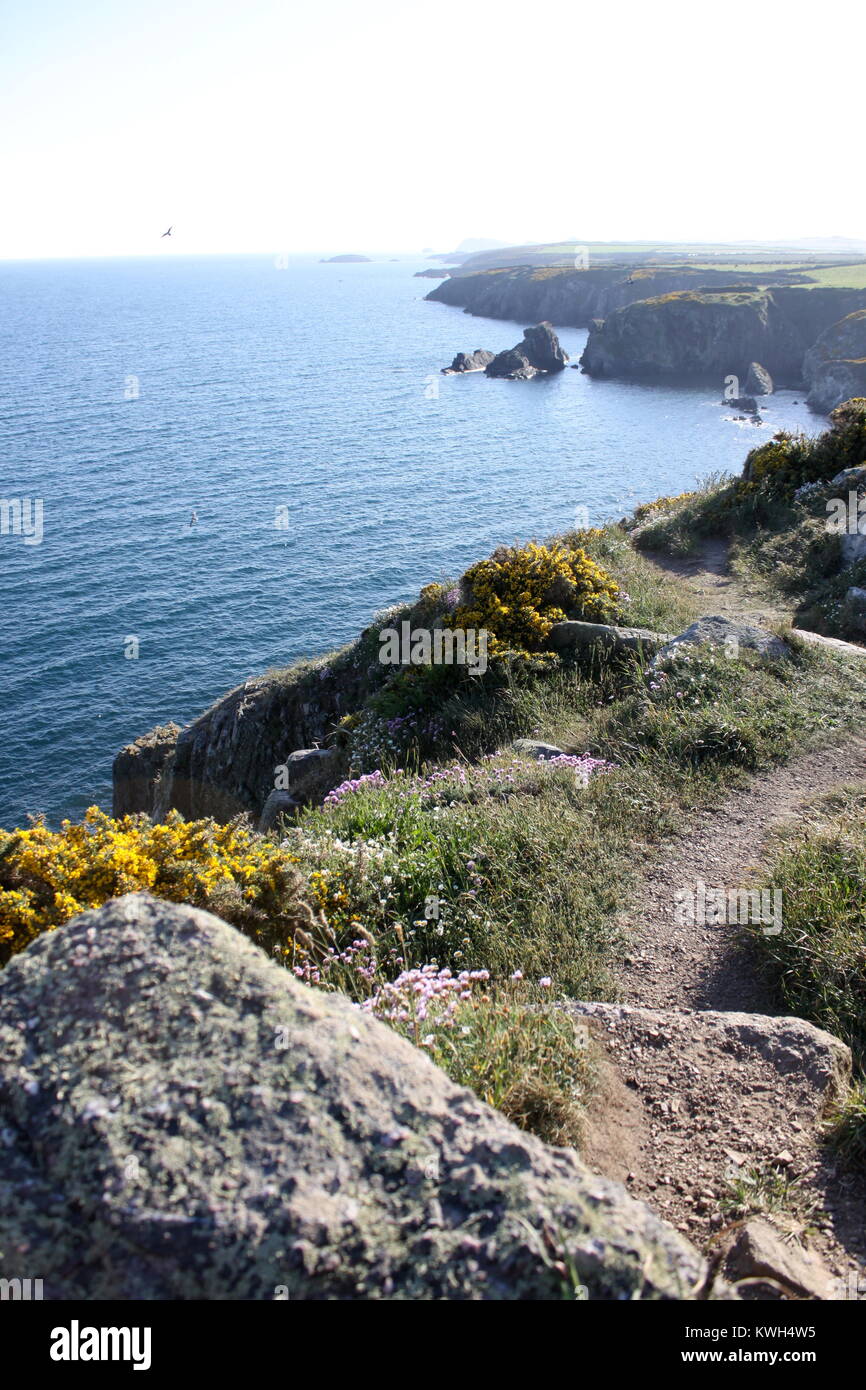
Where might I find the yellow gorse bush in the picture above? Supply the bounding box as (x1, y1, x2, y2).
(633, 491, 697, 523)
(738, 435, 798, 495)
(0, 807, 324, 966)
(448, 541, 622, 657)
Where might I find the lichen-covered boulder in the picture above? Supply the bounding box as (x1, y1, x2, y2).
(0, 894, 723, 1301)
(656, 615, 790, 663)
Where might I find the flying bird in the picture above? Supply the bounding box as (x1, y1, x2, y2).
(161, 226, 173, 238)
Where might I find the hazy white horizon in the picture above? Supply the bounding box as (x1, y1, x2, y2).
(2, 0, 863, 261)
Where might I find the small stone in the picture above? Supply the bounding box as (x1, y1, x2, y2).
(770, 1150, 795, 1168)
(721, 1219, 834, 1301)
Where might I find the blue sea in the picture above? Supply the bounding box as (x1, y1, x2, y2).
(0, 254, 823, 828)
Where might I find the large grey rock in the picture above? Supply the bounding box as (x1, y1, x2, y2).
(570, 1003, 850, 1104)
(512, 739, 565, 761)
(829, 464, 866, 490)
(0, 894, 723, 1301)
(520, 322, 569, 373)
(485, 346, 538, 380)
(259, 749, 336, 827)
(841, 533, 866, 566)
(657, 615, 790, 662)
(793, 627, 866, 657)
(547, 621, 674, 655)
(744, 362, 774, 396)
(258, 790, 299, 832)
(279, 747, 336, 791)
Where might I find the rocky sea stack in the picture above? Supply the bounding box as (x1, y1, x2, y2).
(440, 324, 569, 380)
(485, 322, 569, 379)
(441, 348, 495, 374)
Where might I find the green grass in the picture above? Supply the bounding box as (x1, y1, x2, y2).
(746, 788, 866, 1171)
(748, 788, 866, 1052)
(275, 571, 866, 1150)
(798, 262, 866, 290)
(420, 989, 591, 1148)
(720, 1161, 819, 1223)
(287, 564, 866, 1001)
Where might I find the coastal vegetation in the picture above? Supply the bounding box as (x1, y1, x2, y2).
(748, 787, 866, 1172)
(6, 411, 866, 1154)
(630, 399, 866, 642)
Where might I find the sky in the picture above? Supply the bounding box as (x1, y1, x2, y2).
(1, 0, 862, 260)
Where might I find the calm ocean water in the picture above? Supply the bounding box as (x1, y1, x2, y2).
(0, 254, 823, 828)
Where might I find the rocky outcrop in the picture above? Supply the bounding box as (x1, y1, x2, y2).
(0, 893, 725, 1300)
(485, 323, 568, 379)
(414, 268, 450, 279)
(547, 620, 674, 655)
(519, 322, 569, 372)
(569, 1001, 852, 1298)
(744, 361, 774, 396)
(571, 1003, 851, 1125)
(112, 644, 378, 823)
(804, 309, 866, 412)
(258, 748, 337, 830)
(656, 615, 791, 662)
(441, 348, 495, 374)
(512, 739, 566, 760)
(580, 287, 866, 387)
(112, 723, 181, 817)
(485, 347, 538, 380)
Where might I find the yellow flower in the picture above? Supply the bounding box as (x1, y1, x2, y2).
(444, 540, 621, 658)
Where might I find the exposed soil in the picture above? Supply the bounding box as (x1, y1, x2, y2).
(640, 540, 789, 629)
(617, 737, 866, 1014)
(577, 1002, 865, 1297)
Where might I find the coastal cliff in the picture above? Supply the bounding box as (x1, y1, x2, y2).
(805, 309, 866, 412)
(425, 264, 806, 329)
(579, 287, 866, 387)
(113, 644, 376, 823)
